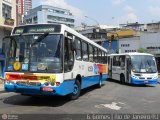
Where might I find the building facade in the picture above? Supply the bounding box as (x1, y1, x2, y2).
(146, 22, 160, 33)
(17, 0, 32, 25)
(118, 37, 140, 53)
(0, 0, 17, 47)
(120, 22, 160, 33)
(24, 5, 75, 28)
(23, 0, 32, 15)
(120, 22, 146, 31)
(0, 0, 17, 77)
(18, 0, 23, 15)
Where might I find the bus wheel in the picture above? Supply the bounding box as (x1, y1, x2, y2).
(120, 75, 125, 84)
(97, 75, 102, 88)
(68, 80, 81, 100)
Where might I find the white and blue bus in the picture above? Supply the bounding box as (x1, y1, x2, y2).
(108, 53, 158, 85)
(3, 24, 108, 99)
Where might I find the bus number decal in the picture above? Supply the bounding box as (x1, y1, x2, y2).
(88, 66, 93, 72)
(13, 61, 21, 71)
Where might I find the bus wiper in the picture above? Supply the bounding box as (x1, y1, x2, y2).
(31, 32, 49, 47)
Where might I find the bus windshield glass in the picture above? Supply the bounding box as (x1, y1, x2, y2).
(131, 55, 157, 73)
(5, 34, 63, 73)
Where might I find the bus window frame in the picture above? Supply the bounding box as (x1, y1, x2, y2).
(64, 31, 75, 73)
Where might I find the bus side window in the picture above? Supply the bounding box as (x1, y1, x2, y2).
(105, 53, 108, 64)
(64, 37, 74, 72)
(98, 49, 102, 63)
(102, 51, 105, 64)
(75, 38, 82, 60)
(119, 56, 125, 67)
(82, 42, 89, 61)
(94, 47, 98, 62)
(89, 44, 93, 62)
(113, 56, 120, 66)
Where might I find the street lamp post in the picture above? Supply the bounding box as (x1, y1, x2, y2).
(84, 16, 100, 28)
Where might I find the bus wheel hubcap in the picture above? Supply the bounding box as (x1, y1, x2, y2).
(73, 84, 78, 95)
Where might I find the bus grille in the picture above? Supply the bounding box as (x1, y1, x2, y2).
(16, 81, 41, 86)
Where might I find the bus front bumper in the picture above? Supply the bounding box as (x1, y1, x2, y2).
(131, 78, 158, 85)
(4, 80, 75, 96)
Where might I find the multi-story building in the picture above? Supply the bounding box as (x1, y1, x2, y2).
(17, 0, 32, 25)
(118, 37, 140, 53)
(0, 0, 17, 42)
(24, 5, 75, 28)
(79, 25, 119, 53)
(23, 0, 32, 15)
(18, 0, 23, 15)
(120, 22, 146, 31)
(120, 22, 160, 33)
(0, 0, 17, 77)
(146, 22, 160, 33)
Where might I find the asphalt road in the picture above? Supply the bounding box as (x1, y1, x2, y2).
(0, 80, 160, 116)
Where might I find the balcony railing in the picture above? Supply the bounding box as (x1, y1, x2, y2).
(4, 18, 14, 26)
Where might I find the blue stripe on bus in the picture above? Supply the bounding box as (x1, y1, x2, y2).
(131, 77, 158, 85)
(4, 74, 108, 96)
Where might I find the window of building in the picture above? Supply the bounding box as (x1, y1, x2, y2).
(3, 0, 11, 3)
(2, 3, 12, 18)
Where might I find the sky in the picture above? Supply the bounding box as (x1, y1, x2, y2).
(32, 0, 160, 27)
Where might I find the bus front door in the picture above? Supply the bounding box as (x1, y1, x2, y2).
(109, 57, 112, 79)
(126, 57, 131, 83)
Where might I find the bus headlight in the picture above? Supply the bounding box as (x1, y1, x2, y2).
(131, 75, 139, 79)
(44, 82, 50, 86)
(44, 82, 55, 86)
(5, 80, 15, 85)
(153, 76, 158, 79)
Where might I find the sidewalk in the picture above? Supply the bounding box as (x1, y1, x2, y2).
(0, 80, 4, 92)
(158, 75, 160, 83)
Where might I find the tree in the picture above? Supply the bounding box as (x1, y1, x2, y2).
(137, 48, 148, 53)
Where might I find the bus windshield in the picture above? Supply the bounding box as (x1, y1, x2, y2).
(131, 55, 157, 73)
(4, 34, 63, 73)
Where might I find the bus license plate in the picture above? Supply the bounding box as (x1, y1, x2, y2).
(144, 81, 148, 83)
(42, 87, 54, 92)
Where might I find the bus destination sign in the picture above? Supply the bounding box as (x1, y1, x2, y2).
(12, 24, 61, 34)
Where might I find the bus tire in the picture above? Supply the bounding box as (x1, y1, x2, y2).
(68, 80, 81, 100)
(120, 74, 125, 84)
(97, 75, 102, 88)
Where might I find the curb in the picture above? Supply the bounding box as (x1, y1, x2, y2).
(0, 80, 3, 84)
(0, 82, 4, 92)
